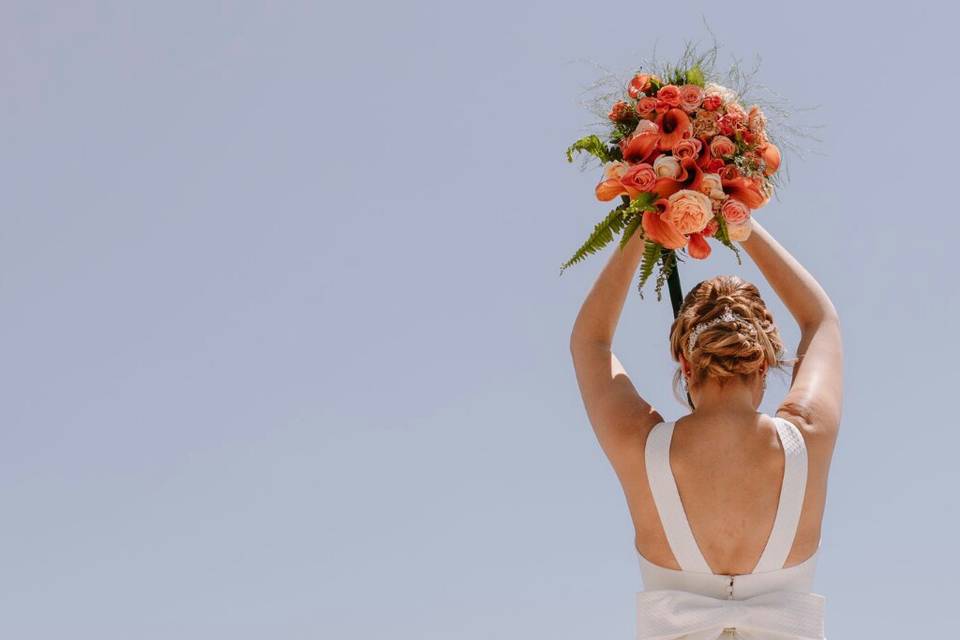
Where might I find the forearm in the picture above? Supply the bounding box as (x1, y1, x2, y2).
(739, 218, 839, 330)
(569, 228, 647, 347)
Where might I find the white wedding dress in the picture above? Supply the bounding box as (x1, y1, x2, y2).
(635, 417, 826, 640)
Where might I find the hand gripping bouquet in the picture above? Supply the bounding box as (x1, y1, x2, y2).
(560, 43, 808, 311)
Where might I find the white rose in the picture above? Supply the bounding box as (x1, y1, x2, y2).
(602, 160, 629, 180)
(726, 218, 753, 241)
(700, 173, 725, 200)
(704, 81, 739, 104)
(653, 154, 682, 178)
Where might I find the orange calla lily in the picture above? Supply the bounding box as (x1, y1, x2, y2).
(652, 156, 705, 200)
(720, 175, 767, 209)
(686, 232, 711, 259)
(641, 199, 687, 249)
(622, 131, 660, 164)
(655, 108, 693, 151)
(595, 178, 627, 201)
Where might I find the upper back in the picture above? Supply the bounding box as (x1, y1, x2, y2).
(626, 413, 832, 578)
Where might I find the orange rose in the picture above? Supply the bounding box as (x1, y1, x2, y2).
(710, 135, 736, 158)
(672, 137, 702, 160)
(619, 163, 657, 197)
(628, 73, 655, 99)
(636, 96, 658, 115)
(657, 84, 682, 107)
(608, 100, 633, 123)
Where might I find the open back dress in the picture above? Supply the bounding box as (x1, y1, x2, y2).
(635, 416, 827, 640)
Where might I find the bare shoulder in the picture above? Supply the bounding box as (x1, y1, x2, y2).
(773, 408, 839, 458)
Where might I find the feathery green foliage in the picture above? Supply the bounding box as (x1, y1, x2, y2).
(636, 240, 662, 300)
(565, 135, 616, 164)
(559, 193, 657, 275)
(713, 215, 743, 265)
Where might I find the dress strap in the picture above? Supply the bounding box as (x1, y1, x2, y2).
(751, 416, 809, 573)
(644, 421, 712, 573)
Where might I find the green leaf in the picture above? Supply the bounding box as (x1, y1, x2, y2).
(635, 240, 662, 299)
(559, 202, 630, 275)
(713, 214, 743, 265)
(559, 193, 658, 276)
(565, 135, 614, 164)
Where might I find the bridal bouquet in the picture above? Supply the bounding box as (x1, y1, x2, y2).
(561, 49, 788, 301)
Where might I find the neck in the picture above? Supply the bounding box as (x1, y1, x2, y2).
(690, 376, 762, 415)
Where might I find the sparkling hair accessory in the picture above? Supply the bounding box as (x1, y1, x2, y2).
(686, 305, 753, 353)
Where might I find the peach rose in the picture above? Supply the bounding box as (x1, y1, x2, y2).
(672, 137, 703, 160)
(721, 197, 751, 224)
(726, 219, 752, 241)
(664, 189, 713, 235)
(653, 154, 682, 178)
(710, 135, 736, 158)
(679, 84, 705, 112)
(628, 73, 655, 99)
(699, 173, 725, 200)
(619, 163, 657, 197)
(636, 96, 658, 115)
(657, 84, 682, 107)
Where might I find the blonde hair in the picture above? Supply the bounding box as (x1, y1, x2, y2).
(668, 275, 798, 407)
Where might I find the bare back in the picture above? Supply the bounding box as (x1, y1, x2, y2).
(622, 412, 835, 576)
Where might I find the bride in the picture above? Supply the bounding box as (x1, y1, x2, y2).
(569, 216, 841, 639)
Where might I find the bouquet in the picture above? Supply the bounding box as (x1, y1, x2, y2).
(560, 45, 793, 305)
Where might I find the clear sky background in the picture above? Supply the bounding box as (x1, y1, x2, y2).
(2, 2, 956, 638)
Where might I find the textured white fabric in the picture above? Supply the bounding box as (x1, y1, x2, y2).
(635, 588, 825, 640)
(637, 417, 825, 640)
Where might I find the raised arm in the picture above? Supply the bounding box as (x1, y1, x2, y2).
(569, 228, 663, 471)
(739, 218, 843, 441)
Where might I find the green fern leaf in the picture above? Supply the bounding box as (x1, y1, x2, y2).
(565, 135, 615, 164)
(635, 240, 662, 299)
(558, 202, 629, 275)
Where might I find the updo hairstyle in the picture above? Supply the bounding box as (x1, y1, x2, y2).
(668, 275, 799, 407)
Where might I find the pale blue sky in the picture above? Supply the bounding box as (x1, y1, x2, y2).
(1, 2, 956, 638)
